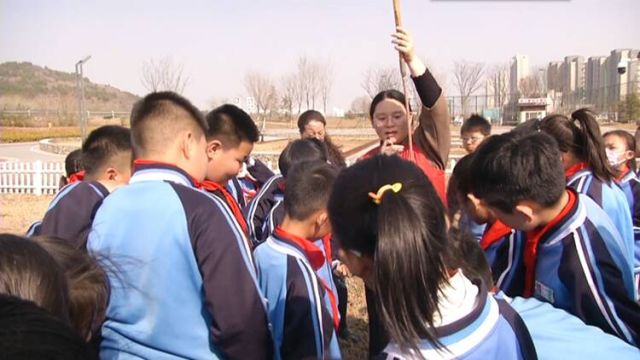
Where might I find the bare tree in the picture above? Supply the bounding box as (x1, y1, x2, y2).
(280, 73, 300, 121)
(453, 61, 485, 116)
(486, 64, 510, 108)
(297, 56, 319, 110)
(319, 61, 334, 114)
(350, 95, 371, 115)
(140, 57, 189, 94)
(519, 76, 544, 98)
(361, 66, 401, 99)
(244, 71, 277, 129)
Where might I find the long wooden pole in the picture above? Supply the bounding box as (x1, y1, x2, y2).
(392, 0, 415, 161)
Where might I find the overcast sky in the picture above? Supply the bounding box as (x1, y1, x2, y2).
(2, 0, 638, 112)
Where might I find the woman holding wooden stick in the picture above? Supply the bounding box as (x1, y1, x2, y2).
(359, 27, 450, 205)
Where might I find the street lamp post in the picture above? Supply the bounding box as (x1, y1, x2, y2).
(75, 56, 91, 141)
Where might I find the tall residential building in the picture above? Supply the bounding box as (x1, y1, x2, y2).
(586, 56, 607, 108)
(608, 49, 640, 105)
(563, 56, 585, 94)
(547, 62, 563, 92)
(510, 54, 530, 97)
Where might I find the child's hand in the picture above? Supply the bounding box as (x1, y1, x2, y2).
(334, 263, 352, 278)
(381, 138, 405, 156)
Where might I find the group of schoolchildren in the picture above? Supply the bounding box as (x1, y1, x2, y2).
(1, 26, 639, 360)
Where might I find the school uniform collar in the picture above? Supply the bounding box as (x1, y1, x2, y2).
(523, 188, 578, 297)
(480, 220, 513, 251)
(272, 226, 325, 270)
(565, 162, 589, 183)
(432, 274, 488, 337)
(87, 181, 110, 198)
(130, 160, 199, 188)
(617, 165, 635, 183)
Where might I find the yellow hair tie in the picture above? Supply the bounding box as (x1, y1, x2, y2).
(368, 183, 402, 205)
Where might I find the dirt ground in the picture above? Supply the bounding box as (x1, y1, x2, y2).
(0, 193, 371, 358)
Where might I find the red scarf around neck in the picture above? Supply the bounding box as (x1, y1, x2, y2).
(274, 227, 340, 330)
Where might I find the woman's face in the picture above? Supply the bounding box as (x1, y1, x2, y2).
(371, 98, 408, 144)
(301, 120, 326, 141)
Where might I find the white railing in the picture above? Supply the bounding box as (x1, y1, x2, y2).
(0, 161, 64, 195)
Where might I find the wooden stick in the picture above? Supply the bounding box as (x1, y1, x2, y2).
(392, 0, 415, 161)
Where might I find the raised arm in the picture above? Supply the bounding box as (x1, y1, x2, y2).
(393, 27, 450, 169)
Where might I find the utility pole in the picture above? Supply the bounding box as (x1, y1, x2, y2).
(76, 56, 91, 141)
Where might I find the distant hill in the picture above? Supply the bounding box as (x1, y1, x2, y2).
(0, 61, 139, 112)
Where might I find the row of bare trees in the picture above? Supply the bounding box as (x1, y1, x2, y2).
(244, 56, 334, 125)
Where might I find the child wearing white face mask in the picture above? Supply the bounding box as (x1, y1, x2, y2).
(604, 130, 640, 293)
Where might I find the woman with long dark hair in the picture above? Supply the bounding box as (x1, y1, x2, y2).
(297, 110, 346, 168)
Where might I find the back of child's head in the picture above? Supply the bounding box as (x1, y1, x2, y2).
(447, 153, 476, 219)
(447, 228, 494, 289)
(33, 236, 109, 340)
(539, 108, 614, 182)
(328, 155, 452, 352)
(278, 138, 328, 177)
(461, 114, 491, 136)
(603, 129, 637, 171)
(0, 295, 95, 359)
(470, 131, 566, 214)
(284, 161, 337, 221)
(65, 149, 84, 177)
(129, 91, 207, 158)
(0, 233, 70, 324)
(205, 104, 260, 147)
(81, 125, 132, 179)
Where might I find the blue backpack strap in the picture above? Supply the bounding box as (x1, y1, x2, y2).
(496, 299, 538, 360)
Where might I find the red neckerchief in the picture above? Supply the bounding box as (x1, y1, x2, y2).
(565, 162, 588, 179)
(274, 227, 340, 330)
(200, 180, 249, 236)
(133, 159, 201, 187)
(480, 220, 512, 251)
(615, 164, 631, 183)
(523, 189, 577, 297)
(277, 181, 285, 193)
(68, 170, 85, 183)
(321, 234, 333, 264)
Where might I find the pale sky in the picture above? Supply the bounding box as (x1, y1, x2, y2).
(1, 0, 638, 111)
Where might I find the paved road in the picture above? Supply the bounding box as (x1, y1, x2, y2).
(0, 142, 66, 162)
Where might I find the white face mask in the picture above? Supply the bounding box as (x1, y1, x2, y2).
(606, 148, 626, 168)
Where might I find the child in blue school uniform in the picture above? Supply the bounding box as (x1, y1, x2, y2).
(470, 130, 640, 346)
(254, 161, 341, 359)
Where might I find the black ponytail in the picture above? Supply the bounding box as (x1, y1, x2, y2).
(328, 155, 453, 355)
(570, 108, 614, 182)
(539, 108, 614, 182)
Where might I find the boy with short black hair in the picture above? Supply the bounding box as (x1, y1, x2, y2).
(470, 130, 640, 346)
(88, 92, 273, 359)
(34, 125, 132, 247)
(200, 104, 260, 235)
(449, 153, 519, 293)
(460, 114, 491, 154)
(254, 161, 341, 359)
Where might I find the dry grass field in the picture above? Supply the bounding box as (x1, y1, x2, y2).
(0, 193, 371, 358)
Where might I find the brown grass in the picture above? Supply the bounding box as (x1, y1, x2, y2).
(0, 193, 371, 358)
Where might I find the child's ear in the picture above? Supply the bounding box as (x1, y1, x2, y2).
(514, 203, 535, 224)
(206, 140, 223, 158)
(624, 150, 635, 161)
(467, 193, 481, 208)
(105, 167, 118, 181)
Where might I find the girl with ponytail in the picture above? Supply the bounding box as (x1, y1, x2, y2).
(328, 155, 537, 359)
(538, 108, 635, 268)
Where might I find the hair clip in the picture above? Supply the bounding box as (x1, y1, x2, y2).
(368, 183, 402, 205)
